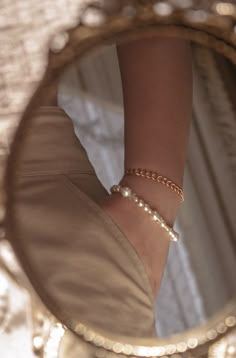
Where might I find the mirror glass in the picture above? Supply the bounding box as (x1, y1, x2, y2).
(7, 39, 236, 339)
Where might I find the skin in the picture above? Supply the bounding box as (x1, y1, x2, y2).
(47, 36, 192, 297)
(101, 37, 192, 296)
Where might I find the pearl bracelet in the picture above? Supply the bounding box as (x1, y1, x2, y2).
(110, 184, 179, 242)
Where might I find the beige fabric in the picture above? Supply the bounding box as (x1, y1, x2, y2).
(8, 107, 155, 338)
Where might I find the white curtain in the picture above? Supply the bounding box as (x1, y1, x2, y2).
(58, 44, 236, 336)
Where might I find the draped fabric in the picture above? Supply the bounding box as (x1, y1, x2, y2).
(58, 44, 236, 336)
(1, 0, 235, 356)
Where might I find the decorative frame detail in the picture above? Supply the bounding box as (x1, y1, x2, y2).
(2, 1, 236, 357)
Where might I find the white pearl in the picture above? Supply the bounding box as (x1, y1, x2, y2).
(152, 211, 159, 221)
(111, 184, 180, 243)
(153, 211, 163, 222)
(138, 200, 144, 207)
(121, 187, 131, 197)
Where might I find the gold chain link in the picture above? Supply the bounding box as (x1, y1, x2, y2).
(125, 168, 184, 202)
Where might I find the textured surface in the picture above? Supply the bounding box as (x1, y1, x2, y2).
(1, 1, 236, 357)
(0, 0, 85, 117)
(0, 1, 85, 357)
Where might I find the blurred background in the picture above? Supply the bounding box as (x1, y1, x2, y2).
(1, 1, 236, 356)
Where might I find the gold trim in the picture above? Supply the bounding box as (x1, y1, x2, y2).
(3, 1, 236, 357)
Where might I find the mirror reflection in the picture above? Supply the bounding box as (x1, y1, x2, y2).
(8, 38, 236, 339)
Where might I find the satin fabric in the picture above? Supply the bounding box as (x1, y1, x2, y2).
(9, 107, 155, 338)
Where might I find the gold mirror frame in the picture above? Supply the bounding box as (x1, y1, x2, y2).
(3, 1, 236, 357)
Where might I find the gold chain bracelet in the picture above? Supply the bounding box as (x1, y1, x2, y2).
(125, 168, 184, 202)
(111, 184, 179, 242)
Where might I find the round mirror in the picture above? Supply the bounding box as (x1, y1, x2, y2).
(3, 2, 236, 357)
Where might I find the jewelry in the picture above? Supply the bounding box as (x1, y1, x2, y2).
(110, 184, 179, 242)
(125, 168, 184, 202)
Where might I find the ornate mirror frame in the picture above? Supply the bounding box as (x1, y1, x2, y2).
(2, 1, 236, 357)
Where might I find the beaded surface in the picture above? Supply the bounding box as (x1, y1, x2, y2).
(110, 184, 179, 242)
(2, 0, 236, 356)
(125, 168, 184, 202)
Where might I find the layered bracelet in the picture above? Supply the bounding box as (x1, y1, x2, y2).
(125, 168, 184, 202)
(110, 184, 179, 242)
